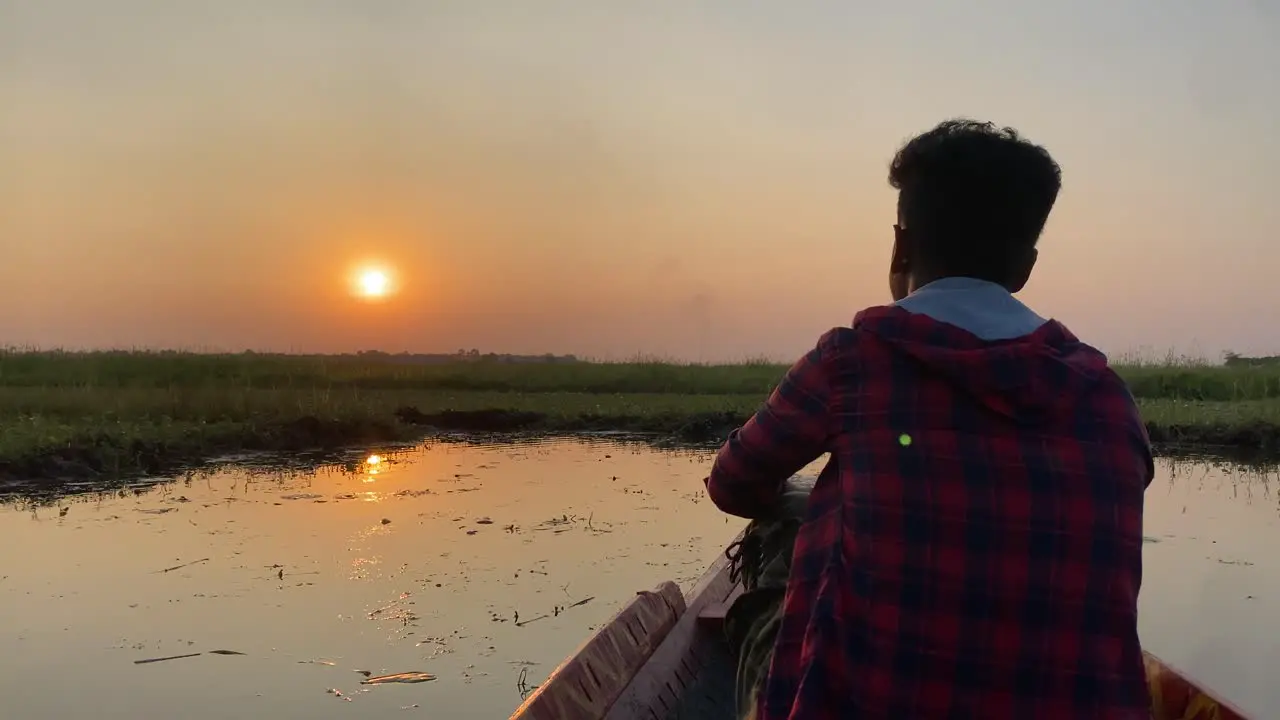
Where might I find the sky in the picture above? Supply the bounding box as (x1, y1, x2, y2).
(2, 0, 1278, 361)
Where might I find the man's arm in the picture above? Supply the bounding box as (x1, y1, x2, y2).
(704, 334, 835, 519)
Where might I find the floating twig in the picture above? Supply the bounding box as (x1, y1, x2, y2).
(158, 557, 211, 574)
(134, 649, 244, 664)
(134, 652, 203, 665)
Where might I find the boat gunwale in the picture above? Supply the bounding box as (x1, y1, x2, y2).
(508, 579, 687, 720)
(604, 532, 744, 719)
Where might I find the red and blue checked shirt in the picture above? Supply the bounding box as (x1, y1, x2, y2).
(706, 305, 1155, 720)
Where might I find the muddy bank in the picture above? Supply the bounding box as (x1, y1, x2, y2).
(392, 407, 744, 443)
(0, 417, 408, 497)
(4, 407, 1280, 497)
(0, 409, 746, 497)
(1144, 422, 1280, 464)
(398, 408, 1280, 454)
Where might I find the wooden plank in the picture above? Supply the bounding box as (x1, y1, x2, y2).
(605, 531, 745, 720)
(1145, 651, 1251, 720)
(509, 581, 686, 720)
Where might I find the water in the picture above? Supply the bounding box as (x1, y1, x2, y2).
(0, 440, 1276, 718)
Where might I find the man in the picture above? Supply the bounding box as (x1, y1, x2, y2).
(706, 119, 1154, 719)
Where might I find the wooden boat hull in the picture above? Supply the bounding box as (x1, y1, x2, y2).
(510, 532, 1250, 720)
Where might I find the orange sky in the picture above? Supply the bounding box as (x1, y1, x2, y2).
(2, 2, 1278, 361)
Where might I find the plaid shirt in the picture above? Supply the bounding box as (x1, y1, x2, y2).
(706, 305, 1154, 719)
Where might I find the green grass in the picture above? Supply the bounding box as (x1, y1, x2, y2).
(5, 349, 1280, 401)
(0, 387, 753, 458)
(3, 349, 1280, 488)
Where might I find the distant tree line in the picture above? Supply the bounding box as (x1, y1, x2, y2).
(1222, 351, 1280, 367)
(352, 349, 581, 365)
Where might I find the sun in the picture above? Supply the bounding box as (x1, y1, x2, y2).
(349, 264, 397, 300)
(359, 270, 390, 297)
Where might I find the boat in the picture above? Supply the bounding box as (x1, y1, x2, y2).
(509, 530, 1251, 720)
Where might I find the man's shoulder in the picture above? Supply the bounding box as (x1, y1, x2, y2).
(811, 324, 869, 357)
(812, 305, 904, 346)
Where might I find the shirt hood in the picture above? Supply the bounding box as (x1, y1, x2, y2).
(853, 304, 1111, 423)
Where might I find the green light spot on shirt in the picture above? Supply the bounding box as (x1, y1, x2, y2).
(898, 433, 913, 447)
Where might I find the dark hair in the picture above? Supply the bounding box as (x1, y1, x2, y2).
(888, 119, 1062, 283)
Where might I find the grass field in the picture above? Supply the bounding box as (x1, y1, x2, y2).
(4, 350, 1280, 489)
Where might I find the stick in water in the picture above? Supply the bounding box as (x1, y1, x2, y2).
(158, 558, 211, 574)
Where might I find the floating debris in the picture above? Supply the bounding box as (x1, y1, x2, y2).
(134, 649, 243, 664)
(515, 612, 549, 627)
(393, 489, 433, 498)
(516, 595, 595, 627)
(280, 493, 323, 501)
(361, 672, 436, 685)
(381, 518, 392, 525)
(327, 688, 352, 701)
(134, 652, 203, 665)
(476, 517, 494, 525)
(299, 659, 338, 666)
(137, 508, 177, 515)
(158, 557, 211, 574)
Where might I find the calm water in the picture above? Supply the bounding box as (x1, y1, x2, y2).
(1, 440, 1277, 719)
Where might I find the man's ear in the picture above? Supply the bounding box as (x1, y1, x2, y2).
(1006, 247, 1038, 293)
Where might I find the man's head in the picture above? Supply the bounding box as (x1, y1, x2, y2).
(887, 119, 1062, 299)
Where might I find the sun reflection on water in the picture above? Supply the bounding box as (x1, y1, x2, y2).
(364, 454, 382, 482)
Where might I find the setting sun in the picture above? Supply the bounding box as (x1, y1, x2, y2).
(348, 264, 398, 301)
(359, 270, 389, 297)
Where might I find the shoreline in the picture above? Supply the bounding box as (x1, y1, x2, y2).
(5, 400, 1280, 497)
(6, 353, 1280, 496)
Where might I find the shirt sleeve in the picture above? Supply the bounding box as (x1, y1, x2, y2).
(704, 333, 835, 519)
